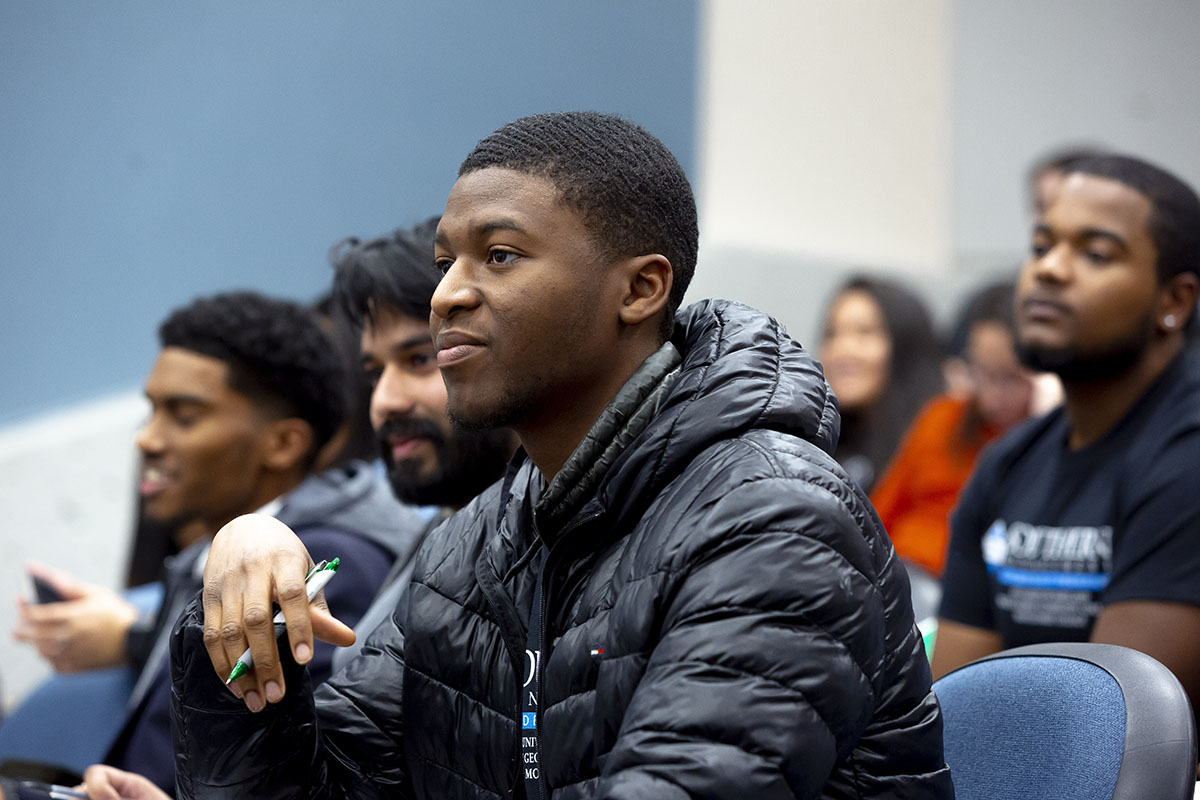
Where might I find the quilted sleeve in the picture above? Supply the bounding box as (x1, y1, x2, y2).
(593, 448, 948, 799)
(170, 593, 412, 799)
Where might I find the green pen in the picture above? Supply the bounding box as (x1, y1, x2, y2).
(225, 557, 340, 685)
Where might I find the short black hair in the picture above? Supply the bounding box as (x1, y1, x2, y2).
(158, 291, 346, 465)
(459, 111, 698, 339)
(1063, 154, 1200, 284)
(330, 217, 442, 328)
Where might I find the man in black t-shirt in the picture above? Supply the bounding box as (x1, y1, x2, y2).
(934, 154, 1200, 730)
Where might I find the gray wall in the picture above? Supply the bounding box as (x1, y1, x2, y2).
(951, 0, 1200, 271)
(0, 1, 699, 423)
(693, 1, 1200, 355)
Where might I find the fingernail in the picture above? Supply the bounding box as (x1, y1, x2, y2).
(295, 642, 311, 662)
(246, 691, 264, 712)
(265, 681, 282, 703)
(229, 682, 244, 699)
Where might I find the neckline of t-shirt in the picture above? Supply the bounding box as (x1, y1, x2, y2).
(1058, 350, 1189, 459)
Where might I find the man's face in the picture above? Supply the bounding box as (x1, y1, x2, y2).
(136, 347, 272, 530)
(430, 167, 625, 433)
(363, 306, 513, 507)
(1016, 173, 1160, 382)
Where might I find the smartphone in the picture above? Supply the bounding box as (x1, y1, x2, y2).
(28, 574, 65, 604)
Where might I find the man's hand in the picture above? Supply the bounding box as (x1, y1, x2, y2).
(12, 562, 138, 672)
(201, 514, 355, 713)
(1092, 600, 1200, 740)
(929, 618, 1003, 680)
(80, 764, 171, 800)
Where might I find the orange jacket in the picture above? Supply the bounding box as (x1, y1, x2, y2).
(870, 396, 999, 576)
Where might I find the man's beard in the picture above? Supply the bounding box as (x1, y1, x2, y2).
(378, 417, 514, 508)
(446, 379, 545, 432)
(1016, 313, 1153, 383)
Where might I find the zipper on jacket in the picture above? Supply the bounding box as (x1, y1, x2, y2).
(532, 508, 603, 799)
(536, 553, 549, 800)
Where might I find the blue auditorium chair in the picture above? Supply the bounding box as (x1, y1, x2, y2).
(934, 642, 1197, 800)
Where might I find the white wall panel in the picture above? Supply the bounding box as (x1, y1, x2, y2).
(697, 1, 953, 274)
(0, 392, 143, 709)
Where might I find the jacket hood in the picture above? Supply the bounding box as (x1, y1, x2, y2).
(595, 299, 840, 525)
(276, 459, 420, 559)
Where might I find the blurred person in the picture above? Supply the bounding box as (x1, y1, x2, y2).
(819, 275, 945, 492)
(331, 219, 517, 509)
(109, 293, 383, 693)
(327, 218, 517, 669)
(168, 112, 952, 798)
(14, 293, 390, 686)
(870, 280, 1059, 580)
(12, 292, 409, 794)
(932, 155, 1200, 736)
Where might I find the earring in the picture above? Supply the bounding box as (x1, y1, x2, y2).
(1164, 314, 1177, 329)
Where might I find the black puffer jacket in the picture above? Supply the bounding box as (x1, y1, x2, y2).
(171, 300, 953, 799)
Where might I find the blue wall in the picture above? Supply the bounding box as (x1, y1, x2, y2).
(0, 1, 699, 424)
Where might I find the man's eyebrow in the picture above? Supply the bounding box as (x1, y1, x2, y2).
(1032, 223, 1128, 250)
(390, 334, 433, 353)
(436, 218, 528, 248)
(472, 218, 526, 237)
(1078, 226, 1129, 249)
(146, 392, 210, 407)
(361, 335, 431, 366)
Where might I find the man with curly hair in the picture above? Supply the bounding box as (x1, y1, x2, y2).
(168, 113, 952, 799)
(9, 292, 407, 796)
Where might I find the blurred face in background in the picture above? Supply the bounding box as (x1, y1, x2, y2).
(821, 289, 892, 413)
(1016, 174, 1159, 381)
(362, 307, 451, 486)
(966, 320, 1033, 431)
(136, 348, 274, 531)
(362, 305, 515, 508)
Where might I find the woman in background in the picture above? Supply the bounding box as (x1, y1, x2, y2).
(819, 275, 944, 493)
(870, 280, 1059, 578)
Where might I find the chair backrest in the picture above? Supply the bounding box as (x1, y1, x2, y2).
(0, 666, 135, 778)
(933, 642, 1197, 800)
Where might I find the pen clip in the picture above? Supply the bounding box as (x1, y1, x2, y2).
(305, 560, 328, 581)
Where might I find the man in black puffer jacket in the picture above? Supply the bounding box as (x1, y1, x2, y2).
(168, 112, 953, 799)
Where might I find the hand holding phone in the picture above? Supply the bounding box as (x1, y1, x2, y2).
(29, 574, 65, 605)
(14, 565, 138, 672)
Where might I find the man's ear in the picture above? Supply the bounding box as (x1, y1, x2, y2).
(616, 254, 673, 327)
(261, 418, 315, 473)
(1158, 271, 1200, 333)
